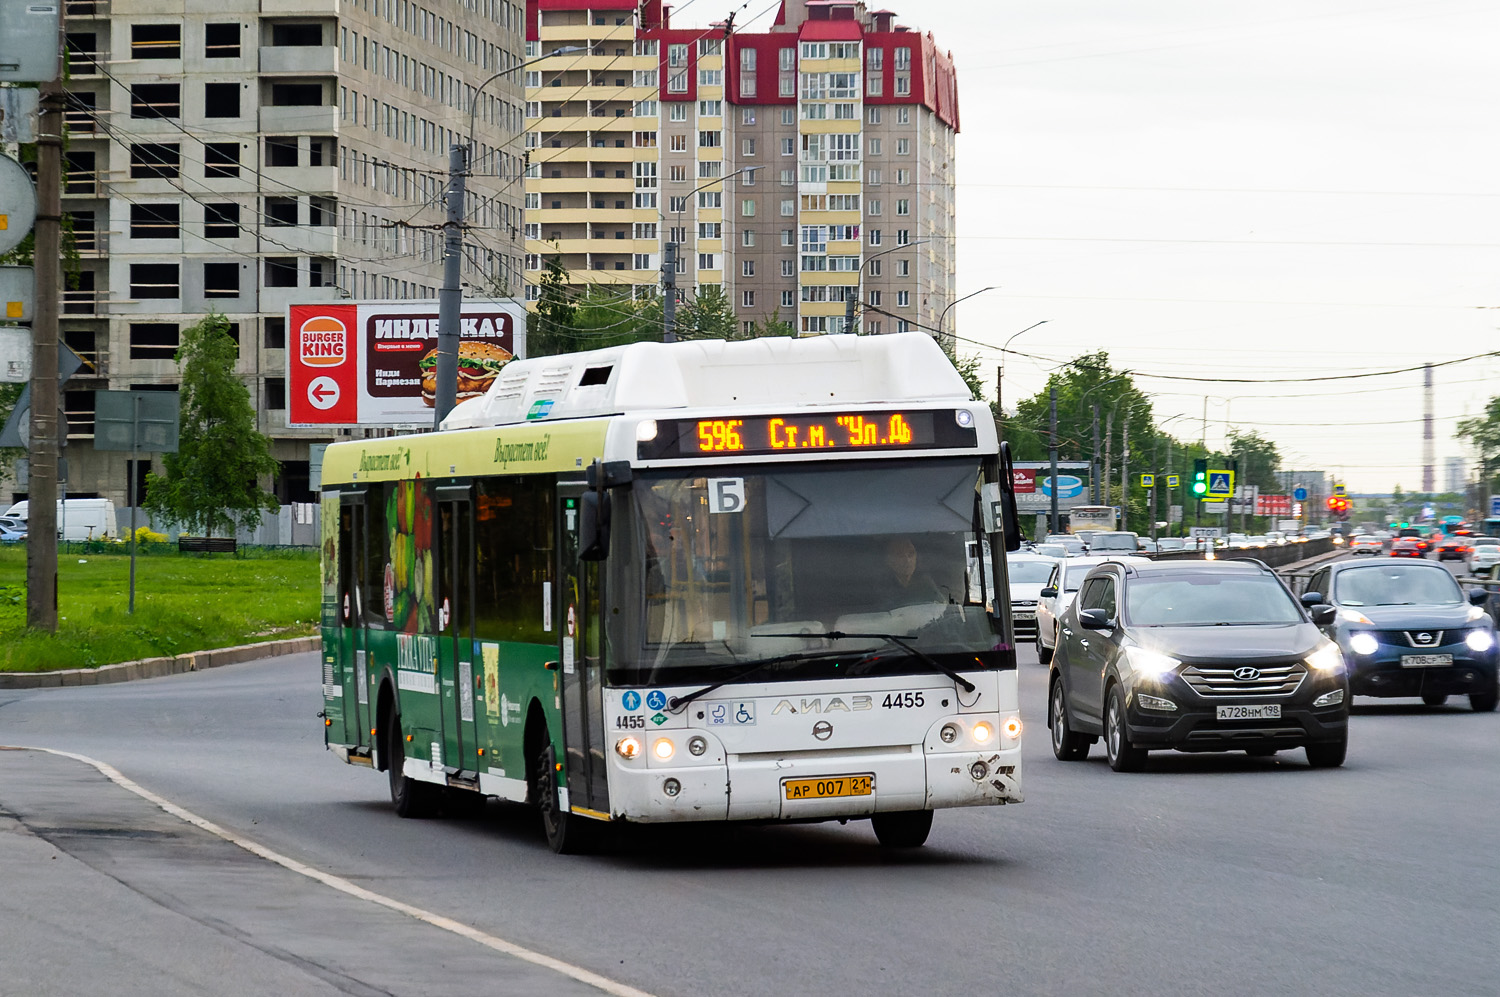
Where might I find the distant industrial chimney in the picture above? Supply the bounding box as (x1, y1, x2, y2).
(1422, 362, 1435, 493)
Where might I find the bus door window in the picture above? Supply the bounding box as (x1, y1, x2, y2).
(559, 488, 609, 813)
(436, 488, 478, 774)
(337, 496, 369, 747)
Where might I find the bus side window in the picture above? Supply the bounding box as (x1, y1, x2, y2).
(362, 483, 391, 628)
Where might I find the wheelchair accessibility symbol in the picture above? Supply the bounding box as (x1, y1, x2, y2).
(646, 690, 667, 711)
(734, 702, 755, 725)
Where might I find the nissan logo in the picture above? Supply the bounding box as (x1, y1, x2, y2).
(1414, 632, 1435, 645)
(1232, 667, 1262, 681)
(812, 721, 834, 741)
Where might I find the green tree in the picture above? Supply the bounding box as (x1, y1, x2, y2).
(527, 254, 577, 357)
(144, 313, 279, 538)
(673, 284, 737, 340)
(1457, 396, 1500, 496)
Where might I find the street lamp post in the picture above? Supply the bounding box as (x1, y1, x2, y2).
(844, 239, 930, 335)
(663, 165, 760, 342)
(994, 319, 1047, 440)
(936, 285, 997, 347)
(432, 46, 586, 428)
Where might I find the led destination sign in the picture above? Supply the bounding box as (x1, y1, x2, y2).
(638, 410, 980, 460)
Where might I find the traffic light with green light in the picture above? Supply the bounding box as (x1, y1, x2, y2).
(1192, 458, 1208, 496)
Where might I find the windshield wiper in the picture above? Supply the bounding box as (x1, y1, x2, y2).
(760, 631, 977, 694)
(666, 648, 858, 712)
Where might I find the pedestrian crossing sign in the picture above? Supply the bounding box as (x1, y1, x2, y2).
(1206, 470, 1234, 498)
(1141, 473, 1154, 488)
(1166, 474, 1180, 488)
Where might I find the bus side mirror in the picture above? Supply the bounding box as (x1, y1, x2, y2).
(579, 490, 610, 561)
(998, 442, 1024, 553)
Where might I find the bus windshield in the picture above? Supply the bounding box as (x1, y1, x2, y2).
(607, 458, 1003, 686)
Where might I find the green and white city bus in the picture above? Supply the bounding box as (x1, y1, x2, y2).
(319, 332, 1024, 851)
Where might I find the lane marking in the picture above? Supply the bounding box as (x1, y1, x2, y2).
(3, 746, 654, 997)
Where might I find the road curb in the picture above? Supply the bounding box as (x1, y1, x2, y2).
(0, 636, 322, 690)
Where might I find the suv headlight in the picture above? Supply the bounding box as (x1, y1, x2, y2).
(1465, 629, 1494, 652)
(1124, 646, 1180, 678)
(1347, 632, 1379, 656)
(1306, 642, 1345, 673)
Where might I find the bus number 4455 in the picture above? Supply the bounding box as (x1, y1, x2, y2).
(883, 692, 925, 709)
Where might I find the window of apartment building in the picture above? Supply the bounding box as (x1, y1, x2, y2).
(740, 56, 756, 99)
(131, 24, 180, 60)
(867, 137, 882, 156)
(129, 323, 179, 359)
(668, 197, 687, 214)
(896, 259, 909, 277)
(741, 198, 755, 217)
(265, 257, 299, 287)
(205, 23, 240, 58)
(868, 259, 882, 276)
(897, 290, 910, 307)
(667, 71, 687, 93)
(780, 199, 794, 217)
(65, 32, 97, 75)
(667, 103, 687, 122)
(699, 160, 721, 179)
(204, 82, 240, 118)
(741, 137, 756, 157)
(895, 74, 910, 96)
(867, 290, 882, 307)
(867, 198, 883, 216)
(698, 130, 721, 148)
(896, 138, 910, 156)
(310, 258, 334, 287)
(270, 83, 323, 106)
(68, 211, 96, 251)
(698, 69, 721, 86)
(697, 222, 721, 239)
(258, 317, 286, 350)
(780, 260, 795, 277)
(130, 83, 180, 119)
(698, 99, 722, 116)
(697, 253, 717, 270)
(309, 197, 335, 226)
(631, 254, 651, 270)
(634, 68, 658, 88)
(203, 263, 240, 298)
(897, 106, 910, 124)
(668, 43, 688, 67)
(130, 264, 178, 299)
(129, 203, 179, 239)
(699, 37, 721, 56)
(63, 91, 96, 133)
(266, 378, 287, 410)
(867, 229, 882, 246)
(895, 47, 912, 70)
(204, 142, 239, 178)
(669, 133, 687, 152)
(130, 143, 180, 179)
(780, 229, 794, 247)
(896, 199, 910, 216)
(801, 317, 828, 334)
(780, 289, 794, 307)
(867, 167, 882, 185)
(634, 99, 658, 118)
(271, 23, 322, 46)
(265, 137, 299, 166)
(698, 191, 721, 208)
(634, 222, 657, 239)
(633, 131, 656, 148)
(739, 259, 754, 278)
(741, 290, 754, 308)
(669, 164, 687, 182)
(266, 197, 298, 226)
(741, 229, 755, 247)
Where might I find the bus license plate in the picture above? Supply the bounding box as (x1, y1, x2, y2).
(783, 775, 873, 800)
(1216, 704, 1281, 721)
(1401, 654, 1453, 668)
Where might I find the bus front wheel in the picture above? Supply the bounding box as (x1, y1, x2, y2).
(531, 741, 594, 854)
(870, 810, 933, 848)
(386, 712, 438, 818)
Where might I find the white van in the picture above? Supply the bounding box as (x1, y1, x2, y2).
(4, 499, 120, 541)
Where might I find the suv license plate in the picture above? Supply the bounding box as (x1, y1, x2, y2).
(1216, 704, 1281, 721)
(1401, 654, 1453, 668)
(783, 775, 873, 800)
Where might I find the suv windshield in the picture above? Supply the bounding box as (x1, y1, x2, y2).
(1334, 565, 1463, 606)
(1007, 560, 1055, 584)
(1089, 533, 1138, 551)
(1125, 573, 1302, 626)
(607, 459, 1002, 685)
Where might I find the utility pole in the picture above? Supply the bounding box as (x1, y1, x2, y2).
(662, 240, 677, 342)
(995, 365, 1004, 441)
(27, 73, 64, 631)
(1091, 403, 1101, 504)
(1103, 409, 1114, 515)
(1048, 386, 1059, 535)
(1120, 418, 1129, 533)
(432, 143, 466, 428)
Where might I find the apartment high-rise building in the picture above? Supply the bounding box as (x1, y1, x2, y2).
(524, 0, 959, 341)
(33, 0, 527, 507)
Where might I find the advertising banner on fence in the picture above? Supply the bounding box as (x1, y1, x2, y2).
(1012, 462, 1092, 511)
(1256, 494, 1293, 517)
(287, 299, 527, 427)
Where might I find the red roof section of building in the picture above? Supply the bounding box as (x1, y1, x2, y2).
(800, 20, 863, 39)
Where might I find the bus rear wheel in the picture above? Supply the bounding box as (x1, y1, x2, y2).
(870, 810, 933, 848)
(387, 713, 438, 818)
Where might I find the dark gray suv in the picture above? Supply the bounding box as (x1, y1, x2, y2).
(1049, 559, 1350, 771)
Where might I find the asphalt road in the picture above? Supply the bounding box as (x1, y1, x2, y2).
(2, 581, 1497, 996)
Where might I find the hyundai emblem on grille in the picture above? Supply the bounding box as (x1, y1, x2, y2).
(1232, 666, 1262, 681)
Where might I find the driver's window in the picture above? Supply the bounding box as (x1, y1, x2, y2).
(1081, 576, 1116, 618)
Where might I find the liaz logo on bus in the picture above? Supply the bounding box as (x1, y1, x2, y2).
(526, 399, 555, 421)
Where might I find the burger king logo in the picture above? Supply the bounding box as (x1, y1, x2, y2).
(298, 315, 348, 367)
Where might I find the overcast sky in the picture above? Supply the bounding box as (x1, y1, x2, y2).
(685, 0, 1500, 494)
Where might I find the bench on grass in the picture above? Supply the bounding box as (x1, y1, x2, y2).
(177, 536, 237, 554)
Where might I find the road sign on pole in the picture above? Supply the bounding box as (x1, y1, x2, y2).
(0, 264, 34, 321)
(1140, 473, 1154, 488)
(1205, 469, 1235, 498)
(1166, 474, 1180, 488)
(0, 153, 37, 255)
(1490, 496, 1500, 518)
(1293, 486, 1308, 502)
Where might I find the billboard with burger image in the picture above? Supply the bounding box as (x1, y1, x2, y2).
(288, 299, 525, 427)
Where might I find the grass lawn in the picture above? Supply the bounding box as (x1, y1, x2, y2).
(0, 544, 319, 672)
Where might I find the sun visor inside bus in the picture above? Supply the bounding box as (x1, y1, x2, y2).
(763, 464, 974, 539)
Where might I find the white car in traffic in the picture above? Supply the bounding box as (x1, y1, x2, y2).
(1035, 554, 1151, 664)
(1005, 553, 1060, 639)
(1468, 537, 1500, 577)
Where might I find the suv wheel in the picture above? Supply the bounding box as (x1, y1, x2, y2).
(1104, 686, 1147, 773)
(1037, 637, 1053, 665)
(1470, 683, 1498, 713)
(1305, 732, 1347, 768)
(1049, 679, 1089, 761)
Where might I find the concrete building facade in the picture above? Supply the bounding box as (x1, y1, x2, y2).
(523, 0, 959, 341)
(24, 0, 527, 507)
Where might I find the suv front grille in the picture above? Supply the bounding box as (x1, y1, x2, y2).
(1375, 630, 1448, 648)
(1181, 662, 1307, 697)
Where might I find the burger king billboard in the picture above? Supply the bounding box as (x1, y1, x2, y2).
(288, 299, 526, 427)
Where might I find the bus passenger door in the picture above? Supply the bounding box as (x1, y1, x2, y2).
(558, 488, 609, 815)
(337, 496, 369, 751)
(436, 487, 479, 774)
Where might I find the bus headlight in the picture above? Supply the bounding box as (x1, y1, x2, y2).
(1002, 716, 1022, 740)
(971, 721, 993, 743)
(653, 738, 675, 760)
(615, 736, 642, 759)
(636, 419, 658, 442)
